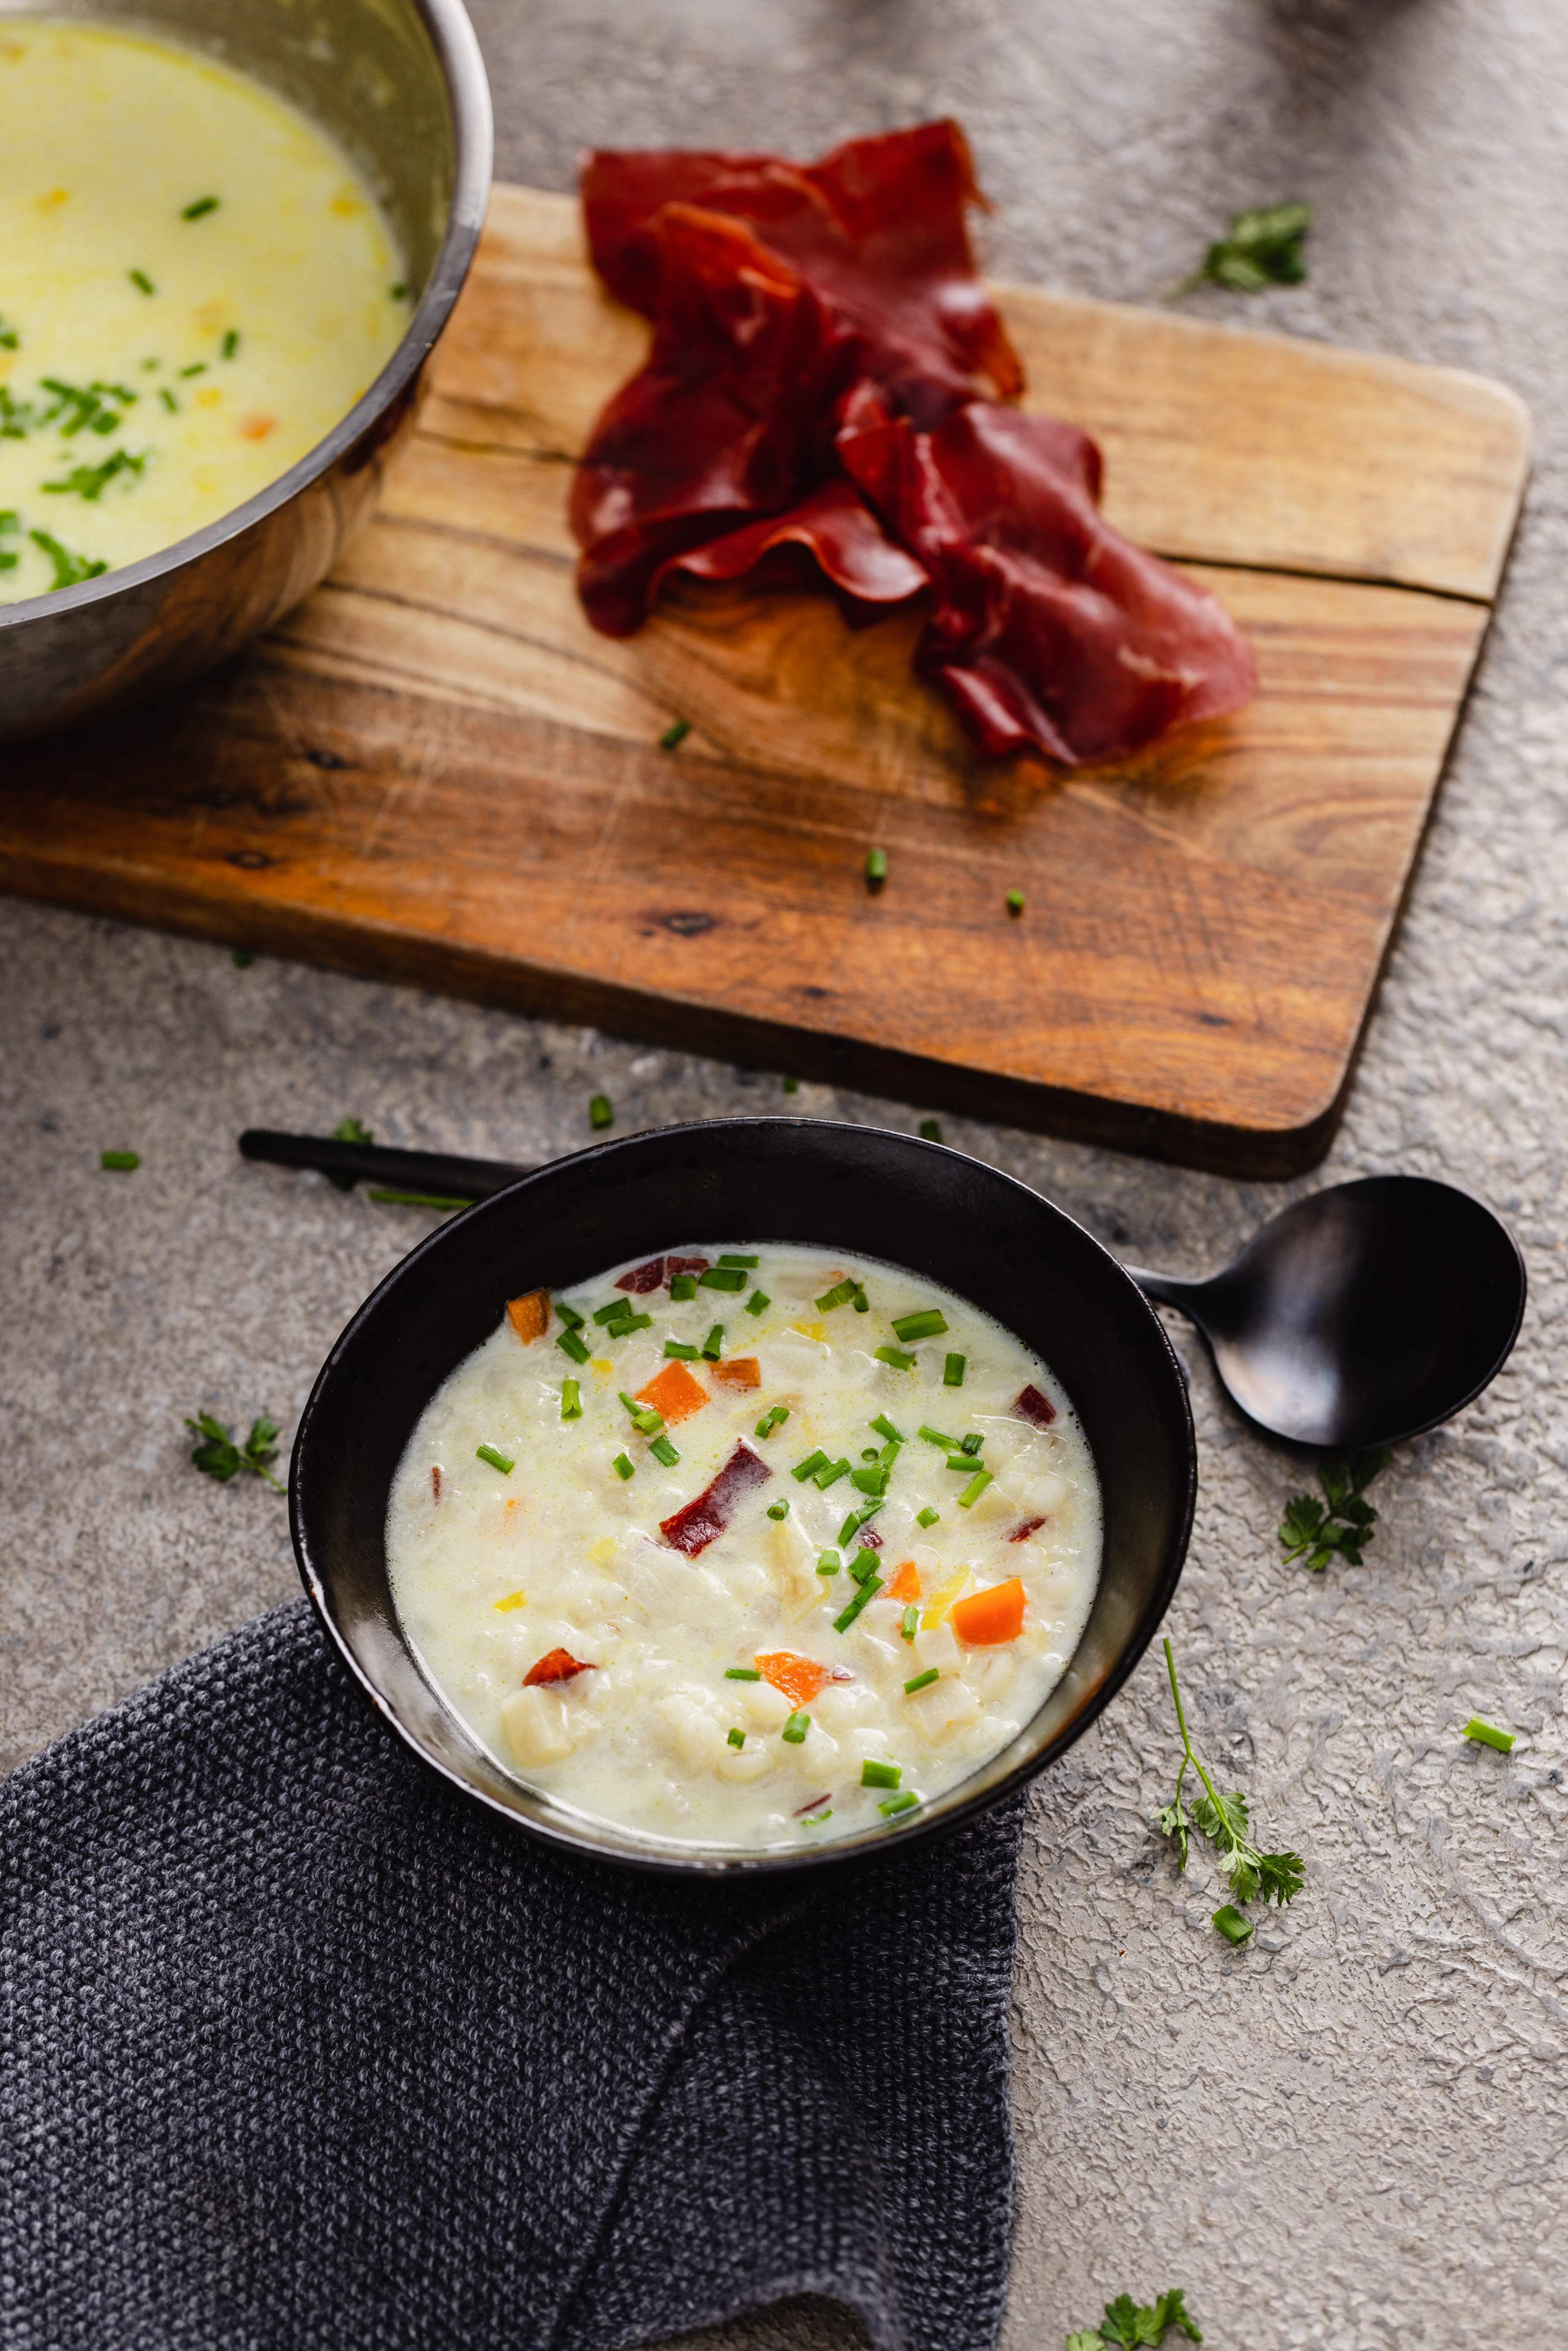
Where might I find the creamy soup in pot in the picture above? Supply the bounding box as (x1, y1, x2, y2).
(0, 18, 406, 603)
(386, 1244, 1102, 1852)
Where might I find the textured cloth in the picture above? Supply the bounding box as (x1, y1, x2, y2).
(0, 1599, 1023, 2351)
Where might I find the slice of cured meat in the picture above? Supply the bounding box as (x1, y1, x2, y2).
(1012, 1384, 1057, 1432)
(660, 1440, 773, 1557)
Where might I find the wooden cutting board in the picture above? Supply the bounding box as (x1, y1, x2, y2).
(0, 185, 1530, 1173)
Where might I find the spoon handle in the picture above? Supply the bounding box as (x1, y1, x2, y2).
(238, 1128, 533, 1199)
(1122, 1265, 1201, 1315)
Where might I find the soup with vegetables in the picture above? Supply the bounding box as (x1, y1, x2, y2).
(387, 1245, 1102, 1851)
(0, 19, 406, 603)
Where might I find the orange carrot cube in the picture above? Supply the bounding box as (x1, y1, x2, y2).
(636, 1360, 709, 1424)
(950, 1577, 1027, 1646)
(756, 1652, 830, 1708)
(505, 1287, 550, 1344)
(882, 1560, 922, 1604)
(711, 1357, 762, 1389)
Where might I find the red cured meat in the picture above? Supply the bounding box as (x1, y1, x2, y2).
(1005, 1515, 1047, 1544)
(616, 1257, 665, 1293)
(1012, 1384, 1057, 1431)
(660, 1440, 773, 1556)
(666, 1255, 711, 1276)
(523, 1648, 596, 1686)
(670, 477, 926, 606)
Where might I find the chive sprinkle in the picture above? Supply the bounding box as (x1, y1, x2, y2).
(100, 1149, 139, 1171)
(755, 1404, 789, 1437)
(176, 363, 207, 378)
(865, 846, 888, 891)
(834, 1574, 883, 1633)
(766, 1500, 789, 1520)
(960, 1433, 984, 1458)
(700, 1266, 747, 1292)
(870, 1415, 905, 1444)
(221, 329, 240, 359)
(158, 387, 179, 413)
(1464, 1718, 1515, 1752)
(792, 1449, 830, 1482)
(555, 1302, 586, 1329)
(475, 1443, 514, 1475)
(813, 1456, 851, 1490)
(904, 1666, 939, 1694)
(718, 1253, 759, 1268)
(669, 1274, 698, 1301)
(782, 1075, 800, 1093)
(919, 1425, 959, 1450)
(957, 1468, 993, 1508)
(816, 1549, 841, 1576)
(1006, 889, 1025, 916)
(367, 1188, 472, 1210)
(1213, 1905, 1253, 1945)
(879, 1791, 919, 1818)
(129, 269, 155, 296)
(861, 1759, 901, 1788)
(916, 1506, 940, 1529)
(781, 1711, 809, 1744)
(658, 716, 691, 751)
(650, 1434, 680, 1467)
(594, 1299, 631, 1324)
(874, 1346, 915, 1371)
(943, 1354, 966, 1388)
(701, 1323, 725, 1361)
(612, 1452, 635, 1481)
(901, 1605, 919, 1641)
(838, 1501, 882, 1546)
(745, 1288, 770, 1317)
(560, 1379, 582, 1420)
(589, 1093, 613, 1130)
(616, 1312, 652, 1334)
(892, 1308, 948, 1343)
(815, 1277, 863, 1313)
(804, 1807, 832, 1824)
(725, 1666, 762, 1680)
(664, 1340, 700, 1360)
(850, 1550, 880, 1585)
(181, 195, 220, 219)
(918, 1118, 943, 1143)
(727, 1727, 745, 1749)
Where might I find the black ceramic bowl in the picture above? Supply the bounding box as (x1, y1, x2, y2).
(291, 1120, 1196, 1875)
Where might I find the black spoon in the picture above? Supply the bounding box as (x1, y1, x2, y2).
(1126, 1175, 1527, 1450)
(240, 1135, 1526, 1451)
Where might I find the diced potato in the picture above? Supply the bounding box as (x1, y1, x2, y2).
(658, 1693, 728, 1768)
(914, 1621, 961, 1675)
(767, 1512, 821, 1610)
(742, 1678, 794, 1730)
(909, 1674, 981, 1744)
(1023, 1472, 1069, 1518)
(719, 1740, 771, 1782)
(788, 1722, 838, 1774)
(502, 1685, 573, 1766)
(969, 1648, 1015, 1700)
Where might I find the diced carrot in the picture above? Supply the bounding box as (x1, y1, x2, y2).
(637, 1359, 709, 1423)
(506, 1287, 550, 1344)
(524, 1647, 595, 1685)
(756, 1651, 830, 1708)
(950, 1577, 1027, 1646)
(711, 1356, 762, 1389)
(882, 1559, 922, 1604)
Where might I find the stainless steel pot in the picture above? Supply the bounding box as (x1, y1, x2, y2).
(0, 0, 492, 742)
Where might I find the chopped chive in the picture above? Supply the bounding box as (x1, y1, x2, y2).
(919, 1424, 960, 1450)
(854, 1291, 871, 1313)
(1464, 1717, 1515, 1753)
(813, 1456, 851, 1490)
(861, 1448, 880, 1462)
(957, 1469, 993, 1508)
(158, 387, 178, 413)
(129, 269, 155, 295)
(782, 1075, 799, 1093)
(816, 1549, 841, 1576)
(745, 1288, 770, 1317)
(755, 1404, 789, 1437)
(177, 363, 207, 378)
(834, 1574, 883, 1632)
(793, 1449, 830, 1482)
(617, 1391, 664, 1436)
(670, 1274, 698, 1302)
(1006, 889, 1025, 916)
(699, 1266, 747, 1291)
(650, 1434, 681, 1467)
(944, 1454, 974, 1473)
(815, 1278, 863, 1313)
(943, 1354, 966, 1388)
(727, 1727, 746, 1749)
(100, 1149, 139, 1171)
(960, 1431, 984, 1456)
(766, 1500, 789, 1520)
(725, 1666, 762, 1680)
(781, 1710, 810, 1744)
(589, 1093, 613, 1131)
(613, 1312, 652, 1335)
(475, 1443, 514, 1475)
(365, 1187, 470, 1209)
(612, 1451, 635, 1481)
(892, 1309, 949, 1343)
(701, 1323, 726, 1361)
(865, 846, 888, 891)
(850, 1550, 880, 1585)
(870, 1415, 905, 1444)
(718, 1253, 759, 1268)
(918, 1118, 944, 1144)
(560, 1379, 582, 1420)
(904, 1666, 939, 1694)
(664, 1340, 700, 1360)
(1213, 1905, 1253, 1945)
(901, 1605, 919, 1641)
(555, 1302, 586, 1329)
(221, 328, 240, 359)
(231, 948, 254, 968)
(861, 1758, 902, 1789)
(803, 1807, 832, 1824)
(594, 1300, 631, 1324)
(875, 1346, 915, 1370)
(658, 716, 691, 751)
(850, 1465, 886, 1497)
(838, 1501, 882, 1545)
(181, 195, 220, 219)
(916, 1506, 940, 1529)
(879, 1791, 919, 1818)
(391, 283, 408, 299)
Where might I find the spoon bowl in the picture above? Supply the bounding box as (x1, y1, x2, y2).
(1129, 1175, 1526, 1450)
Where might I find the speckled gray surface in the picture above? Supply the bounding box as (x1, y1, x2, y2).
(3, 0, 1565, 2344)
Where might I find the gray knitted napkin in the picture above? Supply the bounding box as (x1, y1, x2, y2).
(1, 1599, 1024, 2351)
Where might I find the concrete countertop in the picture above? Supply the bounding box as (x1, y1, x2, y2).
(4, 2, 1566, 2344)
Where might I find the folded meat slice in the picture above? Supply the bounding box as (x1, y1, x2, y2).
(668, 478, 926, 606)
(659, 1440, 773, 1557)
(839, 397, 1257, 765)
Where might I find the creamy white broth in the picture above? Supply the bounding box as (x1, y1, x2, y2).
(0, 20, 405, 603)
(386, 1244, 1102, 1852)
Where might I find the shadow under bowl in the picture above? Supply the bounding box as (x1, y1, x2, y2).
(291, 1119, 1198, 1876)
(0, 0, 492, 741)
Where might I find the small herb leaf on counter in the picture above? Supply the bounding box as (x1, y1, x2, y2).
(589, 1093, 614, 1131)
(186, 1411, 284, 1492)
(1173, 200, 1312, 297)
(658, 716, 691, 751)
(327, 1114, 374, 1190)
(1155, 1638, 1304, 1914)
(1066, 2284, 1203, 2348)
(1464, 1717, 1515, 1753)
(1279, 1447, 1391, 1571)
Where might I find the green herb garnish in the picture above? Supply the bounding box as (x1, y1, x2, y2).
(588, 1093, 613, 1131)
(1155, 1638, 1305, 1917)
(892, 1308, 948, 1343)
(29, 529, 106, 590)
(699, 1265, 747, 1291)
(0, 317, 17, 350)
(560, 1379, 582, 1420)
(874, 1346, 915, 1371)
(766, 1500, 789, 1520)
(861, 1759, 901, 1788)
(879, 1791, 918, 1818)
(816, 1277, 865, 1313)
(727, 1727, 745, 1749)
(816, 1549, 840, 1576)
(781, 1075, 799, 1093)
(724, 1666, 761, 1680)
(718, 1252, 758, 1268)
(324, 1116, 373, 1191)
(658, 716, 691, 751)
(129, 268, 156, 296)
(1173, 200, 1311, 297)
(918, 1423, 959, 1450)
(366, 1189, 469, 1210)
(745, 1288, 770, 1317)
(834, 1574, 883, 1632)
(918, 1118, 943, 1142)
(475, 1443, 514, 1474)
(185, 1410, 284, 1492)
(177, 363, 207, 378)
(665, 1340, 700, 1360)
(755, 1404, 789, 1438)
(221, 329, 240, 360)
(100, 1149, 139, 1171)
(781, 1710, 809, 1744)
(900, 1605, 919, 1641)
(870, 1415, 904, 1444)
(838, 1502, 882, 1546)
(1066, 2285, 1202, 2349)
(612, 1451, 635, 1481)
(956, 1468, 991, 1507)
(916, 1506, 940, 1529)
(669, 1273, 697, 1301)
(865, 846, 888, 891)
(944, 1353, 966, 1387)
(650, 1434, 681, 1467)
(555, 1302, 586, 1329)
(556, 1328, 591, 1364)
(904, 1666, 938, 1694)
(700, 1323, 725, 1361)
(1005, 889, 1025, 916)
(1279, 1448, 1390, 1571)
(1464, 1717, 1514, 1753)
(812, 1455, 851, 1490)
(159, 388, 179, 413)
(792, 1448, 830, 1482)
(181, 195, 220, 219)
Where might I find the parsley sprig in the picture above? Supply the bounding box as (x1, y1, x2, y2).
(1279, 1448, 1390, 1571)
(329, 1114, 375, 1191)
(1155, 1638, 1304, 1925)
(1067, 2287, 1202, 2349)
(1173, 200, 1312, 297)
(186, 1411, 285, 1492)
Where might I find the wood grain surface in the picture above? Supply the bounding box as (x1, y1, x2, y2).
(0, 185, 1530, 1173)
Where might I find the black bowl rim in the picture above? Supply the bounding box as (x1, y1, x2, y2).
(290, 1117, 1197, 1876)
